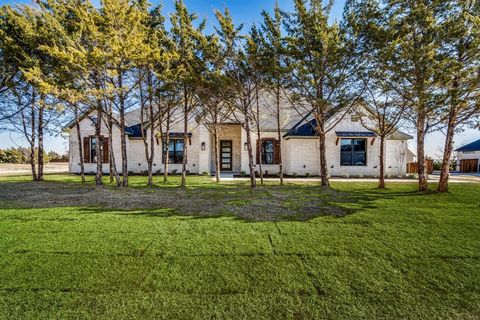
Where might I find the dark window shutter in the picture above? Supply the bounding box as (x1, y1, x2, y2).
(102, 137, 109, 163)
(256, 139, 260, 164)
(274, 139, 281, 165)
(83, 137, 90, 163)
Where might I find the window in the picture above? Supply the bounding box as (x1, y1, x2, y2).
(84, 136, 108, 163)
(163, 138, 184, 164)
(90, 137, 100, 163)
(340, 138, 366, 166)
(262, 140, 275, 164)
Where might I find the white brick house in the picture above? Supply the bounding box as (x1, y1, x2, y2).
(66, 101, 414, 177)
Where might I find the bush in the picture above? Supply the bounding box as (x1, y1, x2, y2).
(292, 172, 298, 178)
(0, 148, 25, 164)
(407, 173, 418, 179)
(240, 171, 246, 177)
(305, 172, 311, 178)
(202, 171, 210, 176)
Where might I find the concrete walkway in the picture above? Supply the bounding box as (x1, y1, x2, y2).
(216, 174, 480, 183)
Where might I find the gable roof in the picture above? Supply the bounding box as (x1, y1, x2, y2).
(455, 139, 480, 152)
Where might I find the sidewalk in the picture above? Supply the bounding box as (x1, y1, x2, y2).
(216, 174, 480, 183)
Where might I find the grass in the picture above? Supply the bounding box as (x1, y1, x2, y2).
(0, 174, 479, 319)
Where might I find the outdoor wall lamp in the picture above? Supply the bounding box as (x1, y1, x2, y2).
(201, 142, 206, 151)
(330, 165, 334, 168)
(374, 165, 378, 168)
(244, 143, 248, 151)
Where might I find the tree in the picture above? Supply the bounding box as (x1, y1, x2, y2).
(170, 0, 207, 187)
(136, 5, 173, 187)
(215, 8, 258, 188)
(247, 25, 265, 185)
(437, 0, 480, 192)
(100, 0, 151, 187)
(345, 0, 407, 188)
(260, 2, 289, 185)
(195, 34, 233, 183)
(382, 0, 444, 191)
(0, 3, 60, 181)
(284, 0, 360, 188)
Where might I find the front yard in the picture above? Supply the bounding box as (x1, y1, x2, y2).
(0, 175, 479, 319)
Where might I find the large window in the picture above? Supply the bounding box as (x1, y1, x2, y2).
(340, 138, 366, 166)
(262, 139, 275, 164)
(163, 139, 184, 164)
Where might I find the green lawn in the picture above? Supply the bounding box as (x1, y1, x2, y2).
(0, 175, 479, 319)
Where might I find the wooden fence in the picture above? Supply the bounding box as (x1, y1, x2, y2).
(406, 160, 434, 174)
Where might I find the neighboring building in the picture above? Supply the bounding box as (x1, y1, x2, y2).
(455, 139, 480, 173)
(66, 101, 414, 177)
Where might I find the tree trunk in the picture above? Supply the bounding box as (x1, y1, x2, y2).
(181, 84, 188, 188)
(275, 83, 283, 185)
(255, 89, 264, 185)
(214, 125, 220, 183)
(37, 96, 45, 181)
(438, 106, 457, 192)
(95, 100, 103, 186)
(109, 130, 121, 186)
(416, 114, 428, 191)
(379, 136, 386, 189)
(117, 73, 128, 187)
(147, 73, 155, 187)
(74, 107, 85, 184)
(245, 116, 256, 189)
(162, 111, 170, 183)
(315, 113, 329, 188)
(29, 95, 37, 181)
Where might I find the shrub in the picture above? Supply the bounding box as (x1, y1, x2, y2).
(305, 172, 311, 178)
(407, 173, 418, 179)
(239, 171, 246, 177)
(202, 171, 210, 176)
(292, 172, 298, 177)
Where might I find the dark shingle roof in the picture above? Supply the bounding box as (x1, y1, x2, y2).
(455, 139, 480, 152)
(284, 117, 377, 138)
(125, 124, 144, 137)
(336, 131, 376, 137)
(284, 118, 318, 137)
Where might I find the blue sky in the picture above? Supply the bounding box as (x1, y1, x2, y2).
(0, 0, 479, 156)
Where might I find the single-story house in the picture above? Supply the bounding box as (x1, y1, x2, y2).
(455, 139, 480, 173)
(66, 98, 414, 177)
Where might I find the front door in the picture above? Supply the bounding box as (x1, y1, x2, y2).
(220, 140, 232, 171)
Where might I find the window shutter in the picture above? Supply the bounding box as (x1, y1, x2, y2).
(83, 137, 90, 163)
(256, 139, 260, 164)
(274, 139, 281, 165)
(102, 137, 109, 163)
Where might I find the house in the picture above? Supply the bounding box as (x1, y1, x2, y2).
(455, 139, 480, 173)
(66, 99, 414, 177)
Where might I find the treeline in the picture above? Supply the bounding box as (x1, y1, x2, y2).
(0, 0, 478, 192)
(0, 147, 67, 164)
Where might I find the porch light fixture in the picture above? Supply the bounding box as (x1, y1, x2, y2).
(201, 142, 206, 151)
(244, 143, 248, 151)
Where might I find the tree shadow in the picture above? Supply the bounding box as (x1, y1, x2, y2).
(0, 178, 441, 222)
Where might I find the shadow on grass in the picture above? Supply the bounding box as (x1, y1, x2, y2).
(0, 176, 443, 221)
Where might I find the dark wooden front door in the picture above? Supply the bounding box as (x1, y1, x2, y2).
(460, 159, 479, 173)
(220, 140, 232, 171)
